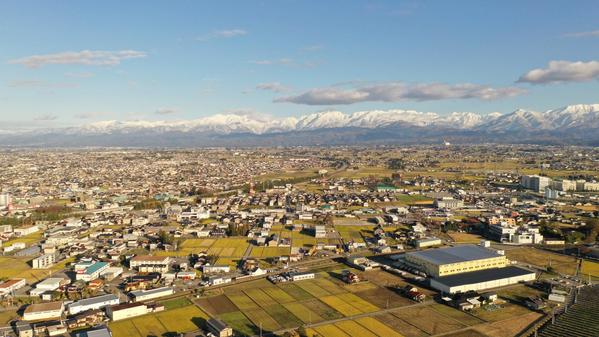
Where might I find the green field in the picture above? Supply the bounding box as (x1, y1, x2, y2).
(110, 304, 208, 337)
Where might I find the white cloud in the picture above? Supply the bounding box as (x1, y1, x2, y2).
(155, 108, 178, 115)
(256, 82, 290, 93)
(74, 112, 106, 119)
(9, 50, 147, 68)
(65, 71, 95, 78)
(562, 30, 599, 38)
(275, 82, 526, 105)
(196, 29, 247, 41)
(518, 60, 599, 84)
(34, 114, 58, 121)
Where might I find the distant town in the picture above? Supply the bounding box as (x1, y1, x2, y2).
(0, 145, 598, 337)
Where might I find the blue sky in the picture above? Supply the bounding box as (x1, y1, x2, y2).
(1, 0, 599, 126)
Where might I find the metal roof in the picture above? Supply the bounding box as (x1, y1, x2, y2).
(432, 266, 535, 287)
(69, 294, 118, 308)
(408, 245, 501, 265)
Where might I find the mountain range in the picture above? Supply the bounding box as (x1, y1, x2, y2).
(2, 104, 599, 147)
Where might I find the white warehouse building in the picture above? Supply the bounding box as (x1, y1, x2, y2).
(430, 266, 536, 294)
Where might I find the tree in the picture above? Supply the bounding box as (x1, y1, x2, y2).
(158, 230, 174, 245)
(565, 231, 585, 244)
(387, 158, 406, 170)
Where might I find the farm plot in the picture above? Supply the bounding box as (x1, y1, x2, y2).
(219, 311, 258, 336)
(393, 305, 467, 335)
(262, 286, 296, 303)
(296, 280, 333, 297)
(243, 288, 277, 307)
(155, 305, 208, 332)
(504, 247, 576, 275)
(196, 294, 238, 315)
(581, 259, 599, 278)
(335, 292, 379, 313)
(210, 237, 250, 257)
(313, 324, 351, 337)
(278, 283, 315, 301)
(109, 320, 141, 337)
(320, 295, 365, 316)
(354, 286, 412, 308)
(263, 304, 303, 329)
(430, 303, 485, 326)
(471, 301, 534, 322)
(181, 238, 215, 249)
(132, 315, 168, 337)
(242, 308, 281, 332)
(477, 312, 542, 337)
(109, 305, 207, 337)
(301, 298, 344, 320)
(250, 246, 291, 258)
(335, 320, 378, 337)
(376, 313, 428, 337)
(227, 292, 260, 310)
(354, 317, 405, 337)
(283, 302, 324, 323)
(313, 277, 347, 294)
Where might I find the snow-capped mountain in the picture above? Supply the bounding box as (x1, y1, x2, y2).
(3, 104, 599, 147)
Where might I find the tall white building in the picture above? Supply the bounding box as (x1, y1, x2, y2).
(520, 175, 551, 192)
(0, 193, 11, 209)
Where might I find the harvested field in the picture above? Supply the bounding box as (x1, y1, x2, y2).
(376, 313, 428, 337)
(393, 305, 467, 335)
(354, 286, 412, 308)
(263, 304, 303, 328)
(301, 298, 344, 320)
(279, 283, 315, 301)
(448, 232, 483, 243)
(313, 277, 347, 294)
(196, 294, 238, 315)
(471, 302, 534, 322)
(430, 303, 486, 326)
(475, 312, 542, 337)
(504, 247, 576, 275)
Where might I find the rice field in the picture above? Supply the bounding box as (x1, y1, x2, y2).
(110, 305, 207, 337)
(249, 246, 291, 258)
(179, 237, 249, 258)
(200, 271, 512, 337)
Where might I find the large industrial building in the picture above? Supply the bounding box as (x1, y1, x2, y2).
(404, 244, 535, 294)
(404, 245, 508, 278)
(430, 266, 536, 293)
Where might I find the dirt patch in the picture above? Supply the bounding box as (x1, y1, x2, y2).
(473, 312, 542, 337)
(196, 294, 238, 315)
(393, 306, 467, 335)
(376, 313, 428, 337)
(354, 286, 412, 308)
